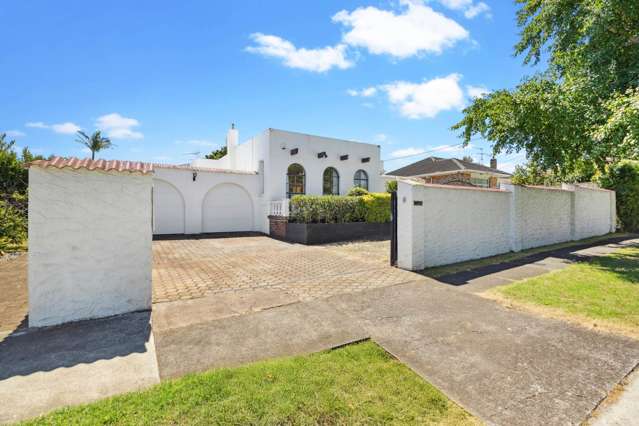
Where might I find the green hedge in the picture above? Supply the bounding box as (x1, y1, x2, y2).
(599, 160, 639, 232)
(289, 193, 391, 224)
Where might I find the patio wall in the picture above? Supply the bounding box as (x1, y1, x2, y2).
(28, 167, 153, 327)
(397, 180, 616, 270)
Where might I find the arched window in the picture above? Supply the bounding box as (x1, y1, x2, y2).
(353, 170, 369, 190)
(323, 167, 340, 195)
(286, 163, 305, 198)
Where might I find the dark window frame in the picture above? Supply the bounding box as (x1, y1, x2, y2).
(353, 169, 369, 191)
(286, 163, 306, 198)
(322, 167, 340, 195)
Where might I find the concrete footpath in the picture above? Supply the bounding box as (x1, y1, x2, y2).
(0, 312, 159, 424)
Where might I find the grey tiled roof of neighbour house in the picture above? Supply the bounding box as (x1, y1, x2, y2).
(386, 156, 511, 177)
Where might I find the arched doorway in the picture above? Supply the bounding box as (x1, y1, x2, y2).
(153, 179, 185, 235)
(202, 183, 254, 233)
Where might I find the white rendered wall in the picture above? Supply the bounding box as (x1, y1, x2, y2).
(572, 185, 616, 239)
(398, 182, 511, 269)
(516, 186, 573, 250)
(264, 129, 384, 202)
(398, 180, 616, 270)
(153, 168, 262, 234)
(28, 167, 153, 327)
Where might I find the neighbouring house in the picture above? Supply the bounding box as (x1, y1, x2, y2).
(153, 126, 384, 235)
(385, 156, 511, 189)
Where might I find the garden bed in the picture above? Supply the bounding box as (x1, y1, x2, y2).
(283, 221, 390, 244)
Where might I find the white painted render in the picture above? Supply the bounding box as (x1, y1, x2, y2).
(152, 167, 261, 235)
(398, 180, 616, 270)
(153, 127, 384, 235)
(28, 167, 153, 327)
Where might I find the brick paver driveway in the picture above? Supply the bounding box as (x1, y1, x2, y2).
(152, 236, 412, 304)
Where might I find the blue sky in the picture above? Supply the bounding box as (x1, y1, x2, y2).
(1, 0, 532, 172)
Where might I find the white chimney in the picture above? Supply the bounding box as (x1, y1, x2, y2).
(226, 123, 238, 169)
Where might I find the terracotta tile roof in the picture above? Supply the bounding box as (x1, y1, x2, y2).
(29, 157, 258, 176)
(387, 156, 511, 177)
(29, 156, 154, 174)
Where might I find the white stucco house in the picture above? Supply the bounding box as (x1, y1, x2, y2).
(153, 126, 384, 235)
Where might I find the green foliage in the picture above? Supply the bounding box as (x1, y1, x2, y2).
(205, 146, 227, 160)
(453, 0, 639, 175)
(599, 160, 639, 232)
(75, 130, 113, 160)
(362, 193, 391, 223)
(289, 193, 390, 224)
(347, 186, 369, 196)
(511, 159, 598, 186)
(0, 134, 43, 253)
(385, 180, 398, 193)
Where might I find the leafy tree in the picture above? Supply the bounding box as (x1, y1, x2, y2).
(452, 0, 639, 177)
(599, 160, 639, 231)
(75, 130, 113, 160)
(205, 146, 227, 160)
(0, 133, 45, 252)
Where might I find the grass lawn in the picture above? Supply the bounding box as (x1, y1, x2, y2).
(422, 233, 627, 278)
(24, 341, 477, 425)
(492, 246, 639, 337)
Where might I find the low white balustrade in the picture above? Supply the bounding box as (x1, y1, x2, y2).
(269, 199, 290, 217)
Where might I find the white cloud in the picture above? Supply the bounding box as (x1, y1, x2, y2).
(466, 84, 490, 98)
(4, 130, 26, 138)
(25, 121, 48, 129)
(381, 73, 465, 119)
(51, 122, 81, 134)
(464, 2, 490, 18)
(390, 147, 426, 158)
(25, 121, 81, 134)
(96, 113, 143, 140)
(347, 86, 378, 97)
(246, 33, 353, 72)
(332, 0, 468, 58)
(436, 0, 491, 19)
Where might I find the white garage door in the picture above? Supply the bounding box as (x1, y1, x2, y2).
(202, 183, 253, 233)
(153, 179, 185, 235)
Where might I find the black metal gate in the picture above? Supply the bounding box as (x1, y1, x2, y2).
(390, 191, 398, 266)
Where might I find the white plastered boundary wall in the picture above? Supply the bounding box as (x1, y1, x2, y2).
(398, 180, 616, 270)
(28, 167, 153, 327)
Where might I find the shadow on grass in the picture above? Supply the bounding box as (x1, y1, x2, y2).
(586, 249, 639, 283)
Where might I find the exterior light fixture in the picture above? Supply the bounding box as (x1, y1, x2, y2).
(192, 171, 198, 181)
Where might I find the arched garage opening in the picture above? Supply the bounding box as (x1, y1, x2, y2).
(153, 179, 185, 235)
(202, 183, 254, 233)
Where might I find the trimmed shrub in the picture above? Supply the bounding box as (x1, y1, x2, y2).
(347, 186, 369, 197)
(385, 180, 398, 193)
(362, 193, 391, 223)
(0, 195, 27, 253)
(289, 193, 390, 224)
(599, 160, 639, 232)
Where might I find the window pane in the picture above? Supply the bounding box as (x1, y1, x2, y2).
(354, 170, 368, 191)
(287, 163, 305, 197)
(323, 167, 339, 195)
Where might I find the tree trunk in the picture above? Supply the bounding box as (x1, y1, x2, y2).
(91, 151, 95, 160)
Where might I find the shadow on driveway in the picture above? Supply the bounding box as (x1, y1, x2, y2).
(430, 235, 638, 287)
(0, 311, 151, 381)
